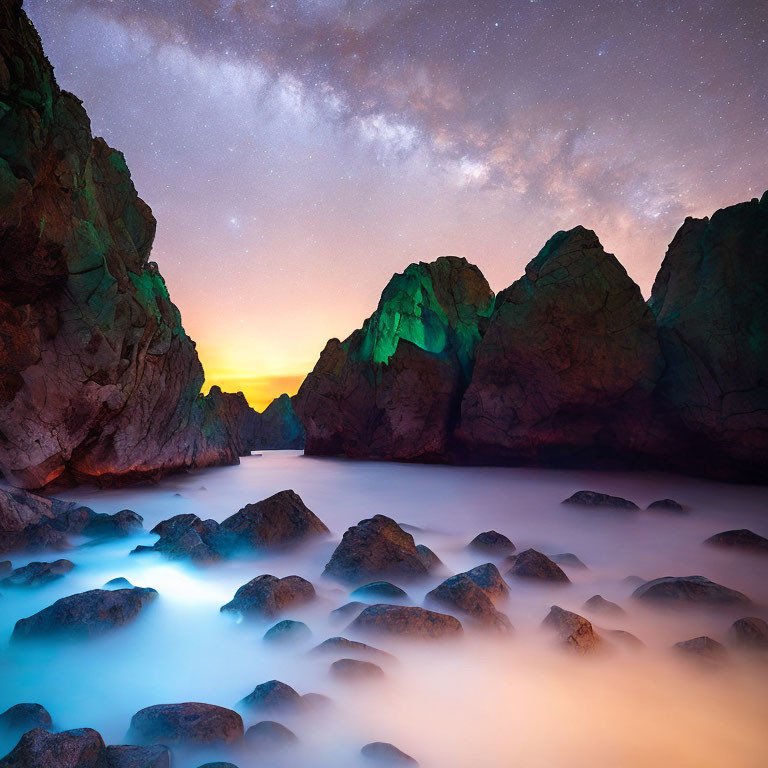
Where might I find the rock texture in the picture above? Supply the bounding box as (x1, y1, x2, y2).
(1, 558, 73, 587)
(506, 549, 570, 583)
(294, 257, 494, 461)
(239, 680, 303, 712)
(0, 727, 107, 768)
(542, 606, 602, 653)
(0, 703, 52, 734)
(457, 227, 662, 465)
(632, 576, 750, 607)
(105, 745, 170, 768)
(0, 0, 266, 489)
(129, 703, 243, 746)
(350, 604, 463, 640)
(220, 575, 315, 619)
(728, 617, 768, 650)
(252, 393, 306, 449)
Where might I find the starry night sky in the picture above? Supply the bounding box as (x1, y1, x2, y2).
(24, 0, 767, 409)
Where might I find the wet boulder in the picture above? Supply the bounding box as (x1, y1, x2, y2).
(330, 658, 385, 680)
(129, 703, 243, 746)
(582, 595, 625, 616)
(506, 549, 570, 583)
(142, 515, 222, 563)
(350, 604, 463, 640)
(220, 575, 315, 619)
(12, 588, 158, 641)
(105, 745, 170, 768)
(703, 529, 768, 554)
(311, 636, 393, 662)
(0, 728, 107, 768)
(562, 491, 639, 510)
(323, 515, 431, 585)
(263, 620, 312, 645)
(244, 721, 297, 750)
(632, 576, 750, 607)
(674, 636, 727, 663)
(361, 741, 418, 765)
(83, 510, 144, 539)
(728, 617, 768, 650)
(467, 531, 515, 556)
(217, 490, 328, 553)
(646, 499, 685, 513)
(352, 582, 408, 600)
(542, 606, 602, 653)
(1, 559, 74, 588)
(239, 680, 303, 713)
(0, 703, 52, 735)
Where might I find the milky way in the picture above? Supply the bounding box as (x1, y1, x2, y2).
(24, 0, 767, 408)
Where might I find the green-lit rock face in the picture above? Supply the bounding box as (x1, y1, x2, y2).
(294, 255, 493, 460)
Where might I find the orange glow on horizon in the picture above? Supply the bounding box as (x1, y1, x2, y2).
(204, 372, 305, 412)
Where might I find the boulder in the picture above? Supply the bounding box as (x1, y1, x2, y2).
(330, 602, 367, 621)
(2, 559, 74, 588)
(104, 578, 134, 589)
(105, 745, 170, 768)
(463, 563, 509, 600)
(220, 575, 315, 619)
(82, 510, 143, 539)
(311, 637, 393, 662)
(350, 604, 463, 640)
(561, 491, 639, 510)
(129, 703, 243, 746)
(542, 606, 602, 653)
(294, 257, 494, 461)
(244, 721, 297, 750)
(330, 658, 385, 680)
(646, 499, 685, 513)
(139, 515, 222, 563)
(217, 490, 328, 552)
(351, 582, 408, 600)
(458, 227, 662, 466)
(603, 629, 644, 649)
(632, 576, 750, 607)
(467, 531, 515, 555)
(582, 595, 624, 616)
(506, 549, 570, 583)
(12, 587, 158, 641)
(550, 553, 587, 569)
(703, 529, 768, 554)
(415, 545, 443, 572)
(674, 636, 727, 663)
(0, 703, 52, 734)
(728, 617, 768, 650)
(323, 515, 431, 585)
(263, 620, 312, 645)
(239, 680, 303, 713)
(648, 193, 768, 481)
(361, 742, 418, 765)
(0, 1, 247, 489)
(0, 728, 107, 768)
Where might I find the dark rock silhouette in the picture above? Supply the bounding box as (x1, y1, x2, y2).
(239, 680, 303, 713)
(11, 587, 157, 640)
(294, 257, 494, 460)
(1, 559, 74, 588)
(129, 703, 243, 746)
(467, 530, 515, 555)
(673, 636, 727, 663)
(632, 576, 750, 607)
(0, 727, 107, 768)
(220, 575, 315, 619)
(330, 658, 385, 680)
(352, 582, 408, 600)
(0, 703, 52, 735)
(506, 549, 570, 583)
(704, 529, 768, 554)
(647, 499, 685, 513)
(350, 604, 463, 640)
(361, 741, 418, 765)
(244, 720, 297, 750)
(562, 491, 639, 510)
(582, 594, 624, 616)
(728, 617, 768, 650)
(263, 619, 312, 645)
(311, 636, 393, 662)
(252, 394, 306, 449)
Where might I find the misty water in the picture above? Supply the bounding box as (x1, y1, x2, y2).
(1, 451, 767, 767)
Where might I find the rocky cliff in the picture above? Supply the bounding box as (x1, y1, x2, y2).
(296, 196, 768, 481)
(0, 0, 250, 488)
(293, 256, 493, 460)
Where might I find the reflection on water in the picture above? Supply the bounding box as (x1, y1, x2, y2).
(1, 451, 767, 767)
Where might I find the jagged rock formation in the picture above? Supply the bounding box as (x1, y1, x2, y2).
(294, 257, 494, 460)
(649, 193, 768, 479)
(457, 226, 663, 464)
(295, 194, 768, 481)
(0, 0, 262, 489)
(252, 393, 305, 449)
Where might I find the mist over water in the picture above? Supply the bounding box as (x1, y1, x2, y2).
(2, 451, 767, 767)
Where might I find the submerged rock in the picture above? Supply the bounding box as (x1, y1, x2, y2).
(506, 549, 570, 583)
(603, 629, 645, 649)
(217, 490, 328, 552)
(674, 636, 727, 663)
(239, 680, 303, 713)
(632, 576, 750, 607)
(323, 515, 431, 585)
(0, 703, 52, 734)
(105, 744, 170, 768)
(330, 658, 385, 681)
(311, 637, 393, 662)
(104, 578, 134, 589)
(550, 553, 588, 569)
(220, 575, 315, 619)
(263, 620, 312, 645)
(352, 582, 408, 600)
(361, 741, 419, 765)
(728, 617, 768, 650)
(467, 531, 516, 556)
(83, 511, 144, 539)
(244, 721, 297, 750)
(561, 491, 639, 510)
(542, 606, 602, 653)
(703, 529, 768, 554)
(12, 587, 158, 641)
(0, 728, 106, 768)
(582, 595, 625, 616)
(1, 559, 74, 588)
(129, 703, 243, 746)
(350, 604, 463, 640)
(139, 515, 222, 563)
(330, 602, 367, 621)
(415, 545, 443, 572)
(646, 499, 685, 513)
